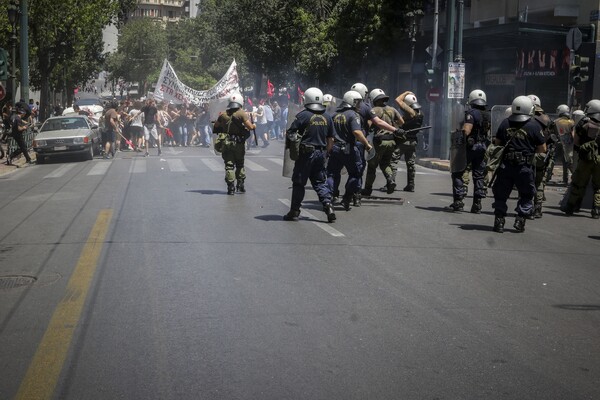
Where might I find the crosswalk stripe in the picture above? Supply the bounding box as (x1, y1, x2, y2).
(278, 199, 345, 237)
(87, 162, 111, 176)
(166, 159, 188, 172)
(244, 159, 268, 171)
(129, 158, 146, 174)
(201, 158, 222, 171)
(267, 158, 283, 166)
(43, 164, 76, 179)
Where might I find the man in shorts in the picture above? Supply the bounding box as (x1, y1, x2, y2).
(141, 98, 161, 156)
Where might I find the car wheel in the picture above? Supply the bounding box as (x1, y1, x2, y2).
(83, 145, 93, 161)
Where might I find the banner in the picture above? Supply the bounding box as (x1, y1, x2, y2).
(153, 59, 240, 105)
(516, 48, 569, 78)
(447, 62, 465, 99)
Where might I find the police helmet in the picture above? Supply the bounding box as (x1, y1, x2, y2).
(341, 90, 363, 109)
(527, 94, 543, 112)
(369, 88, 389, 104)
(504, 107, 512, 118)
(468, 89, 487, 106)
(508, 95, 534, 122)
(351, 83, 369, 100)
(323, 94, 333, 104)
(404, 93, 421, 110)
(304, 87, 326, 112)
(227, 92, 244, 109)
(572, 110, 585, 125)
(556, 104, 570, 117)
(584, 99, 600, 120)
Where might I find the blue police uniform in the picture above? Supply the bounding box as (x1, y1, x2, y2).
(326, 107, 363, 208)
(492, 117, 545, 231)
(286, 108, 335, 219)
(451, 107, 489, 207)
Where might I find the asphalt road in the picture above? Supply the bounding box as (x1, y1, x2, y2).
(1, 142, 599, 400)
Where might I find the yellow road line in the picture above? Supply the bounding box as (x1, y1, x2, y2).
(14, 209, 113, 400)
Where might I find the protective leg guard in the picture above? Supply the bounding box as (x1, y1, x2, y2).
(353, 193, 362, 207)
(591, 207, 600, 219)
(236, 180, 245, 193)
(533, 204, 543, 219)
(227, 182, 235, 195)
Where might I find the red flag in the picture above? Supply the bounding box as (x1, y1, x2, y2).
(297, 86, 304, 103)
(267, 79, 274, 98)
(247, 97, 253, 107)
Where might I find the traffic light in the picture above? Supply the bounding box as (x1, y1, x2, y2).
(0, 49, 8, 81)
(570, 54, 590, 87)
(425, 62, 436, 87)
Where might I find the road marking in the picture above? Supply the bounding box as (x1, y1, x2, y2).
(166, 158, 188, 172)
(14, 209, 113, 400)
(43, 164, 76, 179)
(201, 158, 222, 171)
(244, 159, 268, 171)
(279, 199, 345, 237)
(87, 162, 111, 176)
(129, 158, 147, 174)
(267, 158, 283, 166)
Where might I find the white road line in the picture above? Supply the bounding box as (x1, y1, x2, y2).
(87, 162, 111, 176)
(267, 158, 283, 166)
(396, 167, 440, 175)
(201, 158, 223, 171)
(244, 159, 268, 171)
(279, 199, 345, 237)
(129, 158, 146, 174)
(166, 158, 188, 172)
(43, 164, 76, 179)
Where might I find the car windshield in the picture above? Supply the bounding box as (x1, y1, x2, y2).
(76, 98, 102, 107)
(41, 117, 89, 132)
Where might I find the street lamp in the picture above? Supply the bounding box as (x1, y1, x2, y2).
(406, 9, 424, 85)
(7, 0, 19, 103)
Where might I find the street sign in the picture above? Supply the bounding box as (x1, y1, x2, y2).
(426, 87, 442, 102)
(566, 27, 582, 51)
(0, 83, 5, 101)
(426, 44, 443, 58)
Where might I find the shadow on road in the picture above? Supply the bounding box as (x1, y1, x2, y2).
(186, 189, 227, 195)
(553, 304, 600, 311)
(589, 235, 600, 241)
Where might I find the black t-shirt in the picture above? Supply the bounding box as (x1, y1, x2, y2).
(141, 105, 158, 125)
(495, 117, 545, 156)
(357, 102, 377, 134)
(288, 108, 335, 147)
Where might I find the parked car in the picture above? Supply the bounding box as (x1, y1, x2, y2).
(62, 98, 104, 125)
(33, 116, 101, 163)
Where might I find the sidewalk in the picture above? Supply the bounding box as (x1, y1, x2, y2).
(416, 157, 450, 171)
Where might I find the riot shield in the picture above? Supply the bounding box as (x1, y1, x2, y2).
(449, 129, 467, 173)
(282, 103, 302, 177)
(490, 105, 511, 138)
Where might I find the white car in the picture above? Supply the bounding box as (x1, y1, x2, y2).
(33, 116, 101, 163)
(62, 98, 104, 125)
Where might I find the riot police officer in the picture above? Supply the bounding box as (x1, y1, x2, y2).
(392, 92, 424, 192)
(362, 89, 403, 195)
(446, 89, 490, 213)
(551, 104, 575, 185)
(326, 90, 373, 210)
(213, 92, 256, 195)
(560, 99, 600, 219)
(491, 96, 546, 233)
(350, 82, 404, 205)
(283, 87, 337, 222)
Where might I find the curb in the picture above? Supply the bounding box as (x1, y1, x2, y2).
(417, 158, 450, 172)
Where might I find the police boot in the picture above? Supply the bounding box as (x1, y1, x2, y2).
(283, 209, 300, 221)
(560, 202, 574, 216)
(227, 182, 235, 195)
(533, 204, 543, 219)
(493, 216, 505, 233)
(513, 215, 526, 233)
(353, 193, 362, 207)
(340, 194, 352, 211)
(324, 203, 336, 223)
(445, 200, 464, 212)
(403, 184, 415, 192)
(470, 198, 482, 214)
(236, 179, 245, 193)
(386, 180, 396, 194)
(591, 207, 600, 219)
(360, 188, 372, 197)
(332, 190, 340, 204)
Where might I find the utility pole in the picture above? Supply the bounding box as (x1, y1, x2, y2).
(441, 0, 456, 160)
(427, 0, 439, 158)
(19, 0, 29, 103)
